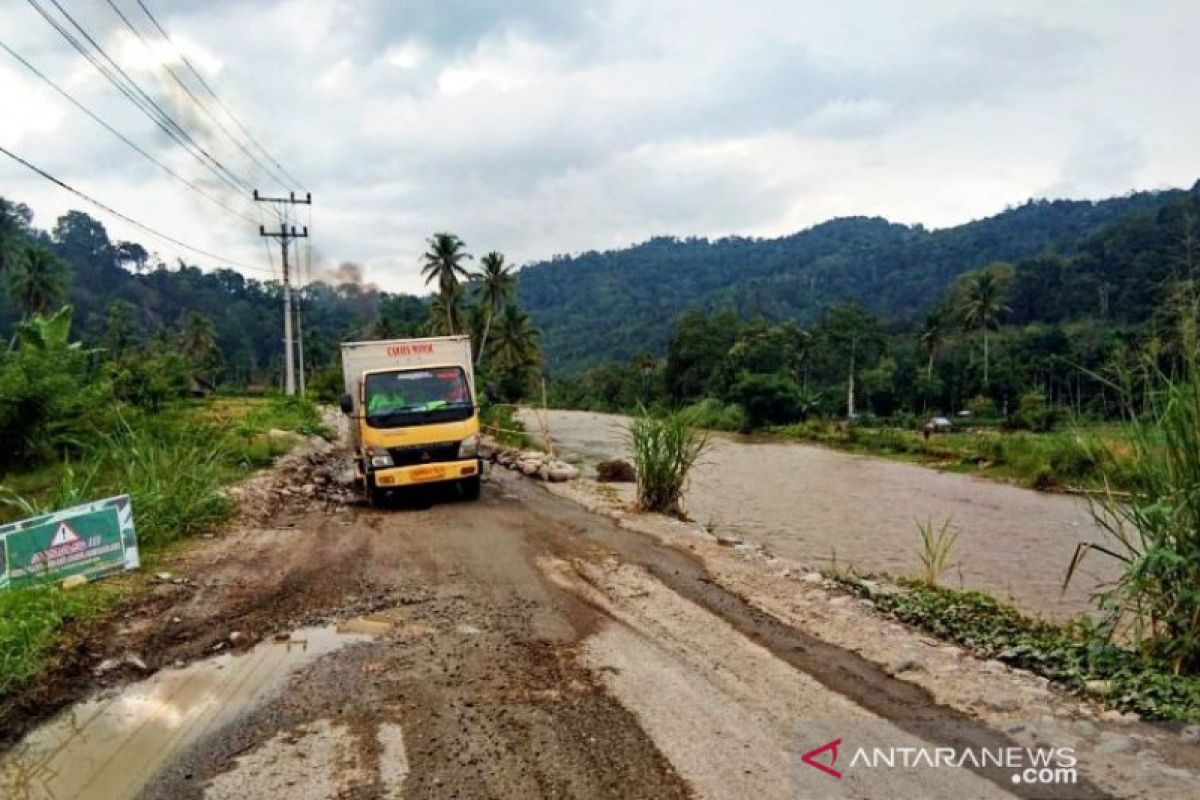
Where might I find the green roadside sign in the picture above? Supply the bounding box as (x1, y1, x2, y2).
(0, 495, 139, 590)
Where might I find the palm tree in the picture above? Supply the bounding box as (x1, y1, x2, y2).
(428, 281, 465, 336)
(474, 251, 515, 363)
(492, 304, 540, 372)
(180, 310, 217, 364)
(917, 308, 948, 381)
(0, 198, 22, 276)
(6, 246, 67, 317)
(958, 271, 1010, 384)
(421, 233, 471, 333)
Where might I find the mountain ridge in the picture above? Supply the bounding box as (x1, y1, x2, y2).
(517, 188, 1189, 373)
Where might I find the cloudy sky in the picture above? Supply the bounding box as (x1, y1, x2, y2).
(1, 0, 1197, 293)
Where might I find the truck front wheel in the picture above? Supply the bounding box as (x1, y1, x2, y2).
(365, 475, 382, 508)
(459, 474, 481, 501)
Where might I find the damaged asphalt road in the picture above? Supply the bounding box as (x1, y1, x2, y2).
(2, 444, 1192, 799)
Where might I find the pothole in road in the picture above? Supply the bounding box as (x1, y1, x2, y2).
(0, 624, 378, 800)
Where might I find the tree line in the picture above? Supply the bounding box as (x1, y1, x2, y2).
(0, 196, 544, 470)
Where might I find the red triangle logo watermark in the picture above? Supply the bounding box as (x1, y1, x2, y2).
(801, 738, 843, 779)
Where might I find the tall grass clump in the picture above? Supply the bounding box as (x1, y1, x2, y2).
(915, 517, 957, 586)
(629, 407, 709, 516)
(1067, 312, 1200, 674)
(97, 422, 233, 549)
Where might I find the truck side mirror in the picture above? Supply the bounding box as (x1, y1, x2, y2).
(339, 393, 353, 415)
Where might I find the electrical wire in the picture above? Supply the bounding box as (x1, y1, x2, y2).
(26, 0, 254, 196)
(102, 0, 293, 191)
(0, 38, 259, 225)
(134, 0, 306, 191)
(0, 143, 270, 274)
(43, 0, 253, 193)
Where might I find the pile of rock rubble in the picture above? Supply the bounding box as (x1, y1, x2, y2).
(227, 431, 358, 521)
(483, 437, 581, 482)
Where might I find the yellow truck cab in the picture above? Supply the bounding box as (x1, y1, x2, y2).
(339, 335, 482, 505)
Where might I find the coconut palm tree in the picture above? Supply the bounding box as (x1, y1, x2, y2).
(492, 304, 540, 372)
(180, 311, 217, 362)
(421, 233, 471, 333)
(958, 271, 1010, 384)
(0, 198, 22, 276)
(428, 281, 465, 336)
(6, 246, 67, 317)
(917, 307, 948, 381)
(474, 251, 514, 363)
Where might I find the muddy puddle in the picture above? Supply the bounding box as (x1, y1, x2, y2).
(522, 409, 1118, 619)
(0, 624, 376, 800)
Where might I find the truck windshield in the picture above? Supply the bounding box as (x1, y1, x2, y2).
(364, 367, 473, 428)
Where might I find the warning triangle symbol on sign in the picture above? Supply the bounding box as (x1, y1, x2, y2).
(50, 522, 81, 547)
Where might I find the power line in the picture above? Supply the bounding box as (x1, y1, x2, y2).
(42, 0, 254, 193)
(0, 38, 259, 225)
(134, 0, 306, 191)
(26, 0, 255, 196)
(101, 0, 293, 191)
(0, 143, 271, 274)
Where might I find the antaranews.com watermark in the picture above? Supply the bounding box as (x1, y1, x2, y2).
(791, 722, 1100, 799)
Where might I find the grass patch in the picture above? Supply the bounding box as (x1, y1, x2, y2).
(770, 420, 1136, 492)
(680, 398, 746, 432)
(481, 402, 531, 448)
(0, 580, 123, 697)
(834, 574, 1200, 723)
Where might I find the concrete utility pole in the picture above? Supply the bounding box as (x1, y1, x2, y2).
(254, 190, 311, 396)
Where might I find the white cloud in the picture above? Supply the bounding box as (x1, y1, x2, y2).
(0, 0, 1197, 295)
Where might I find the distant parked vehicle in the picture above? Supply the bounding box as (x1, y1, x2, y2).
(926, 416, 953, 434)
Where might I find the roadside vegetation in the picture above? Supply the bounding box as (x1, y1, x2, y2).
(834, 574, 1200, 723)
(629, 408, 708, 516)
(0, 394, 322, 700)
(1065, 305, 1200, 676)
(834, 310, 1200, 723)
(0, 293, 326, 701)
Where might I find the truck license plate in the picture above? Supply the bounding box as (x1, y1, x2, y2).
(411, 466, 445, 481)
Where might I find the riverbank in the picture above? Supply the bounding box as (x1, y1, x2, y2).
(520, 408, 1116, 621)
(766, 418, 1135, 494)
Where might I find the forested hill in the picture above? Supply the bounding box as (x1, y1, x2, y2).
(517, 188, 1187, 373)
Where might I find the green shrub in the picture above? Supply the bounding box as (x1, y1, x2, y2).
(107, 350, 192, 411)
(730, 372, 803, 430)
(1047, 437, 1100, 480)
(1010, 389, 1058, 432)
(0, 317, 111, 468)
(629, 408, 708, 515)
(680, 398, 745, 432)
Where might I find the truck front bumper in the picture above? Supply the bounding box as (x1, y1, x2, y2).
(370, 458, 481, 488)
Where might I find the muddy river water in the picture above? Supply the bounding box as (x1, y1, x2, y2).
(521, 409, 1118, 620)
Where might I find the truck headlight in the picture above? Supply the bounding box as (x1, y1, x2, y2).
(370, 452, 394, 468)
(458, 434, 480, 459)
